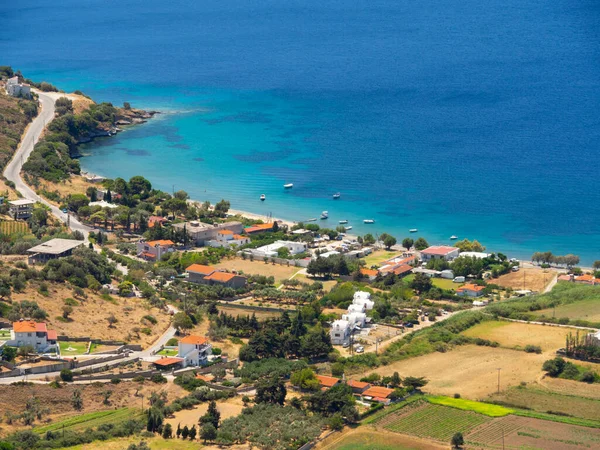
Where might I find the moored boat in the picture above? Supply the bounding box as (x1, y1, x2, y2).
(409, 228, 418, 233)
(260, 194, 266, 201)
(333, 192, 341, 199)
(320, 211, 329, 220)
(284, 183, 293, 189)
(339, 220, 348, 224)
(363, 219, 375, 224)
(450, 235, 458, 240)
(345, 226, 353, 231)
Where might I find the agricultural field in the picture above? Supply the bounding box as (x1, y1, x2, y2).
(164, 396, 244, 430)
(34, 408, 142, 434)
(431, 277, 459, 290)
(487, 385, 600, 421)
(461, 320, 571, 352)
(363, 250, 400, 267)
(376, 400, 491, 442)
(59, 340, 89, 356)
(65, 437, 203, 450)
(354, 345, 547, 398)
(0, 220, 30, 235)
(212, 257, 300, 284)
(318, 427, 445, 450)
(533, 297, 600, 323)
(493, 267, 555, 292)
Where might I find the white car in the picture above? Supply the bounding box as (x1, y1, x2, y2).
(355, 345, 364, 353)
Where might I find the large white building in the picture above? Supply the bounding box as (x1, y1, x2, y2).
(5, 76, 31, 98)
(8, 321, 57, 352)
(247, 240, 307, 258)
(178, 335, 212, 367)
(343, 312, 367, 328)
(8, 199, 35, 220)
(207, 230, 250, 248)
(330, 320, 351, 345)
(352, 291, 374, 310)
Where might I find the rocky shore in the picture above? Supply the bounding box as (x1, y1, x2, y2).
(77, 107, 159, 144)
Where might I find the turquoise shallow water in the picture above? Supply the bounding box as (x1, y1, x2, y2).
(2, 0, 600, 262)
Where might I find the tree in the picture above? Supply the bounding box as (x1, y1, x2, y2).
(102, 390, 113, 405)
(107, 313, 117, 328)
(214, 199, 230, 216)
(414, 237, 429, 251)
(542, 357, 566, 377)
(188, 425, 197, 441)
(67, 194, 89, 212)
(200, 423, 217, 443)
(255, 377, 287, 405)
(403, 376, 428, 391)
(0, 346, 17, 362)
(147, 406, 164, 433)
(402, 237, 414, 250)
(181, 425, 189, 440)
(199, 400, 220, 429)
(129, 176, 152, 196)
(363, 234, 376, 245)
(383, 235, 397, 250)
(71, 389, 83, 410)
(451, 432, 464, 449)
(176, 423, 182, 438)
(162, 423, 173, 439)
(290, 368, 320, 391)
(593, 260, 600, 270)
(173, 312, 193, 332)
(410, 273, 432, 294)
(62, 305, 73, 320)
(86, 186, 98, 201)
(60, 369, 73, 382)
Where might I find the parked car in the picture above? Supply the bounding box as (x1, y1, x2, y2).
(355, 345, 364, 353)
(342, 342, 349, 348)
(512, 266, 520, 272)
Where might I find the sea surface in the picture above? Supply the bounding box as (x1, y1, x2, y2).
(2, 0, 600, 262)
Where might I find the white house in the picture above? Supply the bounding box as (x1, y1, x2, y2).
(420, 246, 460, 262)
(178, 335, 212, 367)
(330, 320, 351, 345)
(348, 304, 366, 314)
(343, 312, 367, 328)
(207, 230, 250, 248)
(352, 291, 374, 310)
(8, 321, 57, 352)
(457, 284, 485, 297)
(249, 240, 307, 258)
(136, 239, 175, 261)
(9, 199, 35, 220)
(6, 76, 31, 98)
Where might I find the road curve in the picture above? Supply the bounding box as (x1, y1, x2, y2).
(3, 90, 93, 241)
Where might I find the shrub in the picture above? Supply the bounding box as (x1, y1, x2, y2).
(60, 369, 73, 382)
(166, 338, 178, 346)
(151, 374, 167, 384)
(110, 378, 122, 384)
(142, 315, 157, 325)
(524, 345, 542, 354)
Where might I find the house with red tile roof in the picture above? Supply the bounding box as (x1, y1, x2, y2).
(359, 268, 379, 281)
(136, 239, 175, 261)
(245, 222, 277, 234)
(148, 216, 168, 228)
(347, 380, 371, 394)
(420, 246, 460, 262)
(575, 274, 595, 284)
(457, 283, 485, 297)
(362, 386, 396, 405)
(315, 375, 342, 390)
(178, 335, 212, 367)
(186, 264, 247, 289)
(206, 229, 251, 249)
(9, 320, 57, 352)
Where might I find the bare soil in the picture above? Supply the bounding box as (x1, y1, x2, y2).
(213, 258, 300, 284)
(493, 267, 555, 292)
(164, 396, 245, 429)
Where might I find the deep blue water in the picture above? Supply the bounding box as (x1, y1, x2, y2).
(2, 0, 600, 262)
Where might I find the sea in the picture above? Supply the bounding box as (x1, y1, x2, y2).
(2, 0, 600, 262)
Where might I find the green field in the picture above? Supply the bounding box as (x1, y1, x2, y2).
(363, 251, 399, 267)
(533, 297, 600, 322)
(157, 348, 178, 357)
(59, 341, 89, 356)
(380, 400, 490, 441)
(325, 431, 424, 450)
(63, 436, 202, 449)
(427, 396, 513, 417)
(0, 329, 11, 340)
(487, 386, 600, 422)
(35, 408, 143, 434)
(431, 278, 460, 290)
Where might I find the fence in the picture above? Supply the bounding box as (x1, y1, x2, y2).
(73, 369, 159, 382)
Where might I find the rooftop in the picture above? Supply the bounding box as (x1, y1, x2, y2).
(360, 268, 379, 277)
(174, 221, 242, 231)
(204, 272, 238, 282)
(179, 335, 209, 345)
(13, 321, 47, 333)
(218, 230, 234, 235)
(421, 246, 458, 256)
(347, 380, 370, 390)
(186, 264, 215, 275)
(315, 375, 341, 388)
(362, 386, 395, 398)
(146, 240, 174, 247)
(153, 357, 184, 366)
(27, 238, 83, 255)
(245, 223, 275, 233)
(9, 199, 35, 206)
(458, 284, 485, 292)
(89, 200, 119, 209)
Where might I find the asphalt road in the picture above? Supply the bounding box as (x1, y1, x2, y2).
(3, 90, 93, 241)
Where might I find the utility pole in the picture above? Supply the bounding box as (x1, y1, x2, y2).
(497, 368, 501, 394)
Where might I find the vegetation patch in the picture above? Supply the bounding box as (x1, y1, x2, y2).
(427, 395, 514, 417)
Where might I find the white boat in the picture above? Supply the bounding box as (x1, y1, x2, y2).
(284, 183, 293, 189)
(333, 192, 341, 199)
(450, 235, 458, 240)
(260, 194, 266, 201)
(363, 219, 375, 224)
(339, 220, 348, 224)
(345, 226, 353, 231)
(409, 228, 418, 233)
(320, 211, 329, 220)
(307, 218, 317, 222)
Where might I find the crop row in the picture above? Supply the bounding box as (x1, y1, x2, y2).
(466, 416, 524, 445)
(384, 404, 490, 441)
(0, 221, 29, 235)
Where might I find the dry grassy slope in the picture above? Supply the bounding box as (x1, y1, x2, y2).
(11, 282, 171, 347)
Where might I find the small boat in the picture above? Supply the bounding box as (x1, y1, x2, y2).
(363, 219, 375, 224)
(284, 183, 293, 189)
(333, 193, 341, 199)
(345, 226, 353, 231)
(260, 194, 266, 201)
(450, 235, 458, 240)
(409, 228, 418, 233)
(307, 218, 317, 222)
(339, 220, 348, 224)
(320, 211, 329, 220)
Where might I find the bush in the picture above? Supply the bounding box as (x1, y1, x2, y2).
(166, 338, 178, 346)
(110, 378, 122, 384)
(524, 345, 542, 354)
(151, 374, 167, 384)
(60, 369, 73, 382)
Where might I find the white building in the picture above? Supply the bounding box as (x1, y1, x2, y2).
(136, 239, 175, 261)
(249, 240, 307, 258)
(330, 320, 351, 345)
(173, 221, 244, 246)
(440, 269, 454, 279)
(316, 251, 340, 259)
(8, 321, 57, 352)
(89, 200, 119, 209)
(420, 246, 460, 262)
(177, 335, 212, 367)
(459, 251, 490, 259)
(348, 303, 366, 314)
(343, 312, 367, 328)
(207, 230, 250, 248)
(6, 76, 31, 98)
(352, 291, 374, 310)
(27, 238, 84, 264)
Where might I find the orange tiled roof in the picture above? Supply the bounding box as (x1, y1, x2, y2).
(457, 283, 485, 292)
(218, 230, 234, 235)
(576, 274, 594, 282)
(13, 321, 38, 333)
(347, 380, 370, 390)
(362, 386, 395, 398)
(233, 234, 246, 240)
(179, 335, 209, 345)
(153, 357, 183, 366)
(146, 239, 174, 247)
(47, 330, 57, 340)
(360, 268, 378, 277)
(204, 271, 237, 282)
(421, 246, 457, 256)
(392, 264, 413, 276)
(557, 275, 572, 281)
(316, 375, 341, 388)
(245, 223, 274, 233)
(141, 252, 156, 259)
(186, 264, 215, 275)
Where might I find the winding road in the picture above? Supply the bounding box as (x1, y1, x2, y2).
(3, 90, 93, 241)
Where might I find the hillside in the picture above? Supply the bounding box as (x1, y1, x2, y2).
(0, 87, 38, 174)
